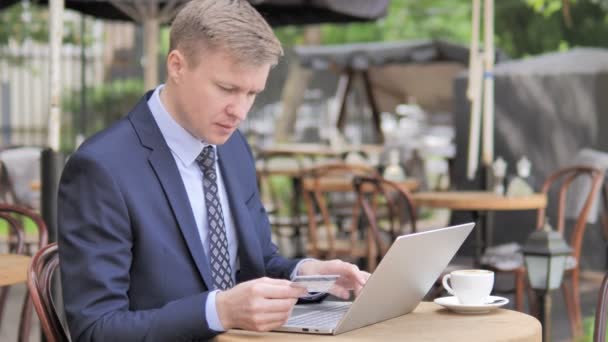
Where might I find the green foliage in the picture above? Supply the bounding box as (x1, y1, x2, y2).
(0, 215, 38, 236)
(0, 2, 94, 48)
(0, 3, 48, 46)
(274, 0, 608, 58)
(276, 0, 472, 47)
(526, 0, 566, 16)
(576, 315, 608, 342)
(62, 78, 144, 150)
(496, 0, 608, 57)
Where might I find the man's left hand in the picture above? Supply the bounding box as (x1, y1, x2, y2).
(297, 260, 371, 299)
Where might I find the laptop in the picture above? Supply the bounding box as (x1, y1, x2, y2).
(274, 222, 475, 335)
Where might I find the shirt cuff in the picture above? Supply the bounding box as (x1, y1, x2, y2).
(290, 258, 317, 279)
(205, 290, 225, 332)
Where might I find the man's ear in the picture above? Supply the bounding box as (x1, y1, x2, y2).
(166, 50, 185, 83)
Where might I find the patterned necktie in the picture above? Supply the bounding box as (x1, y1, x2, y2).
(196, 146, 234, 290)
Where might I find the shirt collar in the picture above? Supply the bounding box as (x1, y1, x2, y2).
(148, 84, 216, 165)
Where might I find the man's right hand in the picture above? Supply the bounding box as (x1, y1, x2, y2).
(215, 277, 307, 331)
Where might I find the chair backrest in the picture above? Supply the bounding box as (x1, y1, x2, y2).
(600, 182, 608, 248)
(353, 175, 417, 270)
(0, 212, 25, 254)
(594, 272, 608, 342)
(0, 160, 18, 204)
(0, 203, 48, 250)
(28, 243, 70, 342)
(536, 166, 604, 262)
(256, 151, 311, 216)
(302, 162, 378, 258)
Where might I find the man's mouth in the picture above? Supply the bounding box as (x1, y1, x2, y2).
(216, 123, 236, 130)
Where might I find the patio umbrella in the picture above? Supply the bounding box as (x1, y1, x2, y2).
(1, 0, 389, 24)
(0, 0, 389, 148)
(0, 0, 388, 88)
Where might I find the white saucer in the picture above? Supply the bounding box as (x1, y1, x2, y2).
(433, 295, 509, 314)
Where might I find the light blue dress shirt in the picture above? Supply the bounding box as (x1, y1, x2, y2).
(148, 85, 236, 331)
(149, 85, 311, 332)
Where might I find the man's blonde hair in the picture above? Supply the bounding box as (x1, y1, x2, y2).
(169, 0, 283, 67)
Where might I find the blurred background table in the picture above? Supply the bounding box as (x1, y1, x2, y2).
(259, 143, 384, 159)
(214, 302, 541, 341)
(0, 254, 31, 286)
(412, 191, 547, 264)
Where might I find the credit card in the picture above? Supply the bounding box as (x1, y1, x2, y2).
(291, 274, 339, 293)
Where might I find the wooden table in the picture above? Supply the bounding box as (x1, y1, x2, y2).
(256, 159, 418, 258)
(215, 302, 541, 342)
(0, 254, 31, 286)
(302, 177, 419, 193)
(412, 191, 547, 264)
(412, 191, 547, 211)
(259, 143, 384, 158)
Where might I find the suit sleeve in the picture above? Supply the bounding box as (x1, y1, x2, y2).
(58, 152, 217, 342)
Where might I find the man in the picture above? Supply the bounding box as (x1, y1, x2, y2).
(58, 1, 369, 340)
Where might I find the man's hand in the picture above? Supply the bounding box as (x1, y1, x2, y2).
(297, 260, 371, 299)
(215, 277, 307, 331)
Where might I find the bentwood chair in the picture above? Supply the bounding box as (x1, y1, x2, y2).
(28, 242, 71, 342)
(256, 151, 313, 256)
(0, 212, 25, 331)
(352, 175, 417, 271)
(301, 162, 378, 261)
(537, 166, 604, 336)
(594, 272, 608, 342)
(0, 204, 49, 341)
(482, 166, 604, 335)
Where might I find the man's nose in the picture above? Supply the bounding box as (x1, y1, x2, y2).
(227, 97, 250, 121)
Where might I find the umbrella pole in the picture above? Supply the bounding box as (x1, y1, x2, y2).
(466, 0, 482, 180)
(143, 17, 160, 90)
(43, 1, 65, 341)
(48, 0, 64, 151)
(482, 0, 495, 167)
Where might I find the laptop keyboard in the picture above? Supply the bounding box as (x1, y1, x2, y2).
(286, 302, 351, 328)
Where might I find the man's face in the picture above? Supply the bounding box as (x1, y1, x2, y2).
(170, 48, 270, 145)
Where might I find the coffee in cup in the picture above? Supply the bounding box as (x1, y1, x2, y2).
(441, 269, 494, 305)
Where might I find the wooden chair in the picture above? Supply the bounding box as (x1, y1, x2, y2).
(28, 242, 70, 342)
(0, 212, 25, 331)
(352, 175, 417, 271)
(256, 151, 314, 257)
(0, 204, 49, 341)
(483, 166, 604, 334)
(540, 166, 604, 336)
(302, 162, 378, 261)
(0, 160, 18, 204)
(594, 272, 608, 342)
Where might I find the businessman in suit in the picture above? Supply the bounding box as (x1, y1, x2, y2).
(58, 1, 369, 341)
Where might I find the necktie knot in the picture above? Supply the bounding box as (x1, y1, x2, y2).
(197, 146, 215, 172)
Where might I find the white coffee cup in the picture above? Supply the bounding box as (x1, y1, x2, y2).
(442, 269, 494, 305)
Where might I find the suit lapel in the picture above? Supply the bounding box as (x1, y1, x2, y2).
(217, 142, 264, 282)
(129, 95, 214, 289)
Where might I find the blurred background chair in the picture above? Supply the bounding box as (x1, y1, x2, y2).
(256, 151, 314, 257)
(28, 242, 70, 342)
(594, 271, 608, 342)
(0, 212, 25, 333)
(352, 175, 417, 271)
(0, 204, 49, 341)
(0, 147, 42, 211)
(302, 162, 378, 262)
(481, 166, 604, 334)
